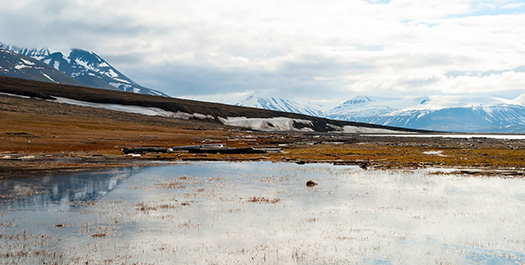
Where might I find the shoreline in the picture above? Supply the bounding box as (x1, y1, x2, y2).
(2, 150, 524, 179)
(1, 91, 524, 179)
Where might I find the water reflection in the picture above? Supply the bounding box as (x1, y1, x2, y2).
(1, 162, 524, 264)
(0, 167, 139, 209)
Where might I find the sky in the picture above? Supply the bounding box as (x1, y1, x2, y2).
(1, 0, 525, 105)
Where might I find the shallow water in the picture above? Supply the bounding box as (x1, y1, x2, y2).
(366, 134, 525, 140)
(1, 162, 525, 264)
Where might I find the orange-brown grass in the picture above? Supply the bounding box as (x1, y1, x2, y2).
(275, 144, 525, 169)
(1, 94, 524, 174)
(1, 93, 242, 148)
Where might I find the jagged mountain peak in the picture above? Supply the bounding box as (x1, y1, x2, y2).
(0, 42, 50, 59)
(342, 96, 372, 105)
(0, 48, 87, 86)
(1, 41, 169, 97)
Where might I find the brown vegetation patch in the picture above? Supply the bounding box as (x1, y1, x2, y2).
(247, 197, 281, 204)
(90, 233, 108, 238)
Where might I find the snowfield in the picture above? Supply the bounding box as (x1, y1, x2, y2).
(219, 117, 315, 132)
(326, 123, 405, 134)
(51, 96, 214, 120)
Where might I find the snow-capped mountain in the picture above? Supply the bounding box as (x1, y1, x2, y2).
(0, 43, 50, 59)
(236, 95, 324, 117)
(0, 42, 168, 97)
(326, 96, 397, 123)
(332, 95, 525, 132)
(236, 94, 525, 132)
(0, 47, 86, 86)
(374, 97, 525, 132)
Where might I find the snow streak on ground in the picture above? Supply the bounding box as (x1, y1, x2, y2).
(51, 96, 213, 120)
(219, 117, 314, 132)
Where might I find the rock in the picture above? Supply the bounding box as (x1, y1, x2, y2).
(306, 180, 318, 187)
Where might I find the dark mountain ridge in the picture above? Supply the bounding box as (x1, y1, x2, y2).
(0, 42, 168, 97)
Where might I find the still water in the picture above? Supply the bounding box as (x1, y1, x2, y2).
(1, 162, 525, 264)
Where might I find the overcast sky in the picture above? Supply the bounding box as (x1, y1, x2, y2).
(1, 0, 525, 104)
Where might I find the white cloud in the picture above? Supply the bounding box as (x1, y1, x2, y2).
(1, 0, 525, 103)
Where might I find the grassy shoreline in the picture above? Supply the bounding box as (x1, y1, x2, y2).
(1, 93, 524, 178)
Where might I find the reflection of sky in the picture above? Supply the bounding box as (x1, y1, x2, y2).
(1, 162, 525, 264)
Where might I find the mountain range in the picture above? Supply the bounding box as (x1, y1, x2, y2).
(2, 41, 524, 133)
(236, 94, 525, 133)
(0, 75, 422, 134)
(0, 42, 168, 97)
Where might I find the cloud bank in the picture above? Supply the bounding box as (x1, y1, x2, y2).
(1, 0, 525, 104)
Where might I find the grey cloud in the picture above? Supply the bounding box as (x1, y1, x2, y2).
(0, 1, 166, 51)
(123, 61, 348, 101)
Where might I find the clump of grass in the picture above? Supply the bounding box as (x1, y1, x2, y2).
(136, 203, 157, 211)
(158, 204, 175, 209)
(90, 233, 107, 238)
(247, 197, 280, 204)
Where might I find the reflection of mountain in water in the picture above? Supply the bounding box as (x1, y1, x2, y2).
(0, 167, 140, 209)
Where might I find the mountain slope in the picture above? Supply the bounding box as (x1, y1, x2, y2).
(235, 95, 324, 117)
(0, 48, 87, 86)
(326, 96, 397, 122)
(0, 42, 168, 97)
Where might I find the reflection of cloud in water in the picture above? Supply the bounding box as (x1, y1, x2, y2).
(1, 162, 525, 264)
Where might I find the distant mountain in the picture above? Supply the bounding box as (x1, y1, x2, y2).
(235, 95, 324, 117)
(361, 96, 525, 132)
(326, 96, 397, 122)
(0, 42, 168, 97)
(236, 94, 525, 132)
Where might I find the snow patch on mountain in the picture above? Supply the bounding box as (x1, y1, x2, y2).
(1, 42, 169, 97)
(0, 42, 50, 59)
(41, 73, 58, 83)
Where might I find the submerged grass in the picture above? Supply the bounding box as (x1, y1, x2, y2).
(1, 163, 525, 263)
